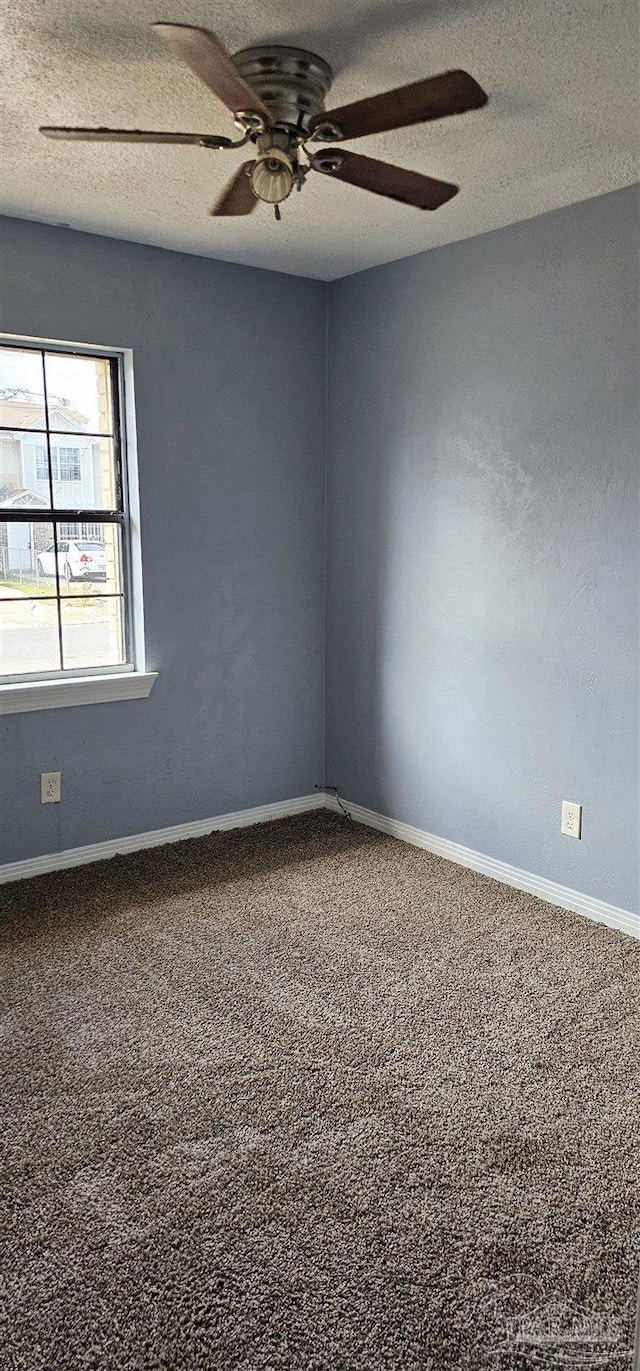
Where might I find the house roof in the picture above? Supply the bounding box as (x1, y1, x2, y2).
(0, 488, 48, 508)
(0, 398, 87, 429)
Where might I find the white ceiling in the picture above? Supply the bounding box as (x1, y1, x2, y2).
(2, 0, 638, 279)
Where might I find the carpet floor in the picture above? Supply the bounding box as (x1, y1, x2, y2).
(1, 811, 638, 1370)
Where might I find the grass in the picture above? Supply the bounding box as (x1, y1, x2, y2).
(0, 578, 53, 597)
(0, 576, 102, 601)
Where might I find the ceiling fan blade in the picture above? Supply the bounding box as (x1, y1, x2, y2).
(210, 162, 258, 216)
(311, 70, 487, 141)
(312, 150, 458, 210)
(154, 24, 270, 122)
(39, 126, 234, 147)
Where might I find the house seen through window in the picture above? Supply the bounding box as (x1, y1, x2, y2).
(0, 341, 135, 680)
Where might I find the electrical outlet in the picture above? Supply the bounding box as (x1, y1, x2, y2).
(40, 772, 61, 804)
(561, 800, 582, 839)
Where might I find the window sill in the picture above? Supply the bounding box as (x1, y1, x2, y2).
(0, 671, 158, 715)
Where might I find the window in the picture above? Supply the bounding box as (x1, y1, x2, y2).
(0, 338, 156, 708)
(35, 444, 48, 481)
(35, 444, 82, 483)
(57, 446, 82, 482)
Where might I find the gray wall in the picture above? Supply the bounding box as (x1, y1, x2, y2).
(326, 187, 639, 914)
(3, 191, 638, 914)
(1, 217, 327, 862)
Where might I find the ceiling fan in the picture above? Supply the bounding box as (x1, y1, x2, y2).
(40, 23, 488, 222)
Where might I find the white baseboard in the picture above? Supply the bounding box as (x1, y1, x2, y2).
(3, 790, 638, 942)
(0, 792, 327, 885)
(326, 795, 640, 941)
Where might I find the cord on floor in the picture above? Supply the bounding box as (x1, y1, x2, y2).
(315, 783, 352, 821)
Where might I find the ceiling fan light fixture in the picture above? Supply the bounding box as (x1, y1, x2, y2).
(250, 147, 294, 204)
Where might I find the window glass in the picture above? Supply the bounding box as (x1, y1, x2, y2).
(44, 353, 114, 434)
(0, 348, 46, 427)
(58, 523, 123, 597)
(49, 435, 118, 510)
(0, 342, 131, 680)
(0, 348, 47, 500)
(60, 596, 125, 670)
(0, 519, 55, 588)
(0, 599, 61, 674)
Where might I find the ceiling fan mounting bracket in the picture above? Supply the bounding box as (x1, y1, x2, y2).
(233, 111, 266, 133)
(232, 46, 333, 133)
(310, 122, 344, 143)
(199, 131, 251, 150)
(310, 151, 345, 174)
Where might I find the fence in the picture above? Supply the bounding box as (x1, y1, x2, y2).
(0, 546, 38, 581)
(0, 547, 76, 588)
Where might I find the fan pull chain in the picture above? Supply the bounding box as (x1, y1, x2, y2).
(274, 205, 282, 222)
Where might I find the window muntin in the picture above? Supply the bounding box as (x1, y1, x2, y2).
(0, 343, 131, 681)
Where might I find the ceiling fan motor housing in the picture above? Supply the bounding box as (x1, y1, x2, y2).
(232, 46, 333, 133)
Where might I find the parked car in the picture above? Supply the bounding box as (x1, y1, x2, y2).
(37, 540, 106, 582)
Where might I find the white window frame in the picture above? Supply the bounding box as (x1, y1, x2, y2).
(0, 334, 156, 713)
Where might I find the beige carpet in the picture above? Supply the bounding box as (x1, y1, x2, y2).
(1, 810, 638, 1370)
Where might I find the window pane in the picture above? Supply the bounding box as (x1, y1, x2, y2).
(49, 435, 118, 510)
(58, 522, 123, 596)
(0, 520, 56, 590)
(60, 596, 125, 670)
(1, 349, 48, 502)
(0, 344, 134, 682)
(0, 599, 61, 675)
(45, 353, 113, 434)
(0, 347, 46, 427)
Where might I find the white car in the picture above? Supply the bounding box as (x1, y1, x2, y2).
(37, 540, 106, 582)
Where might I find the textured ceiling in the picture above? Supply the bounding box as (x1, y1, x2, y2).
(1, 0, 638, 279)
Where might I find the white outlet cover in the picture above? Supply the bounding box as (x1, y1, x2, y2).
(561, 800, 582, 839)
(40, 771, 61, 804)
